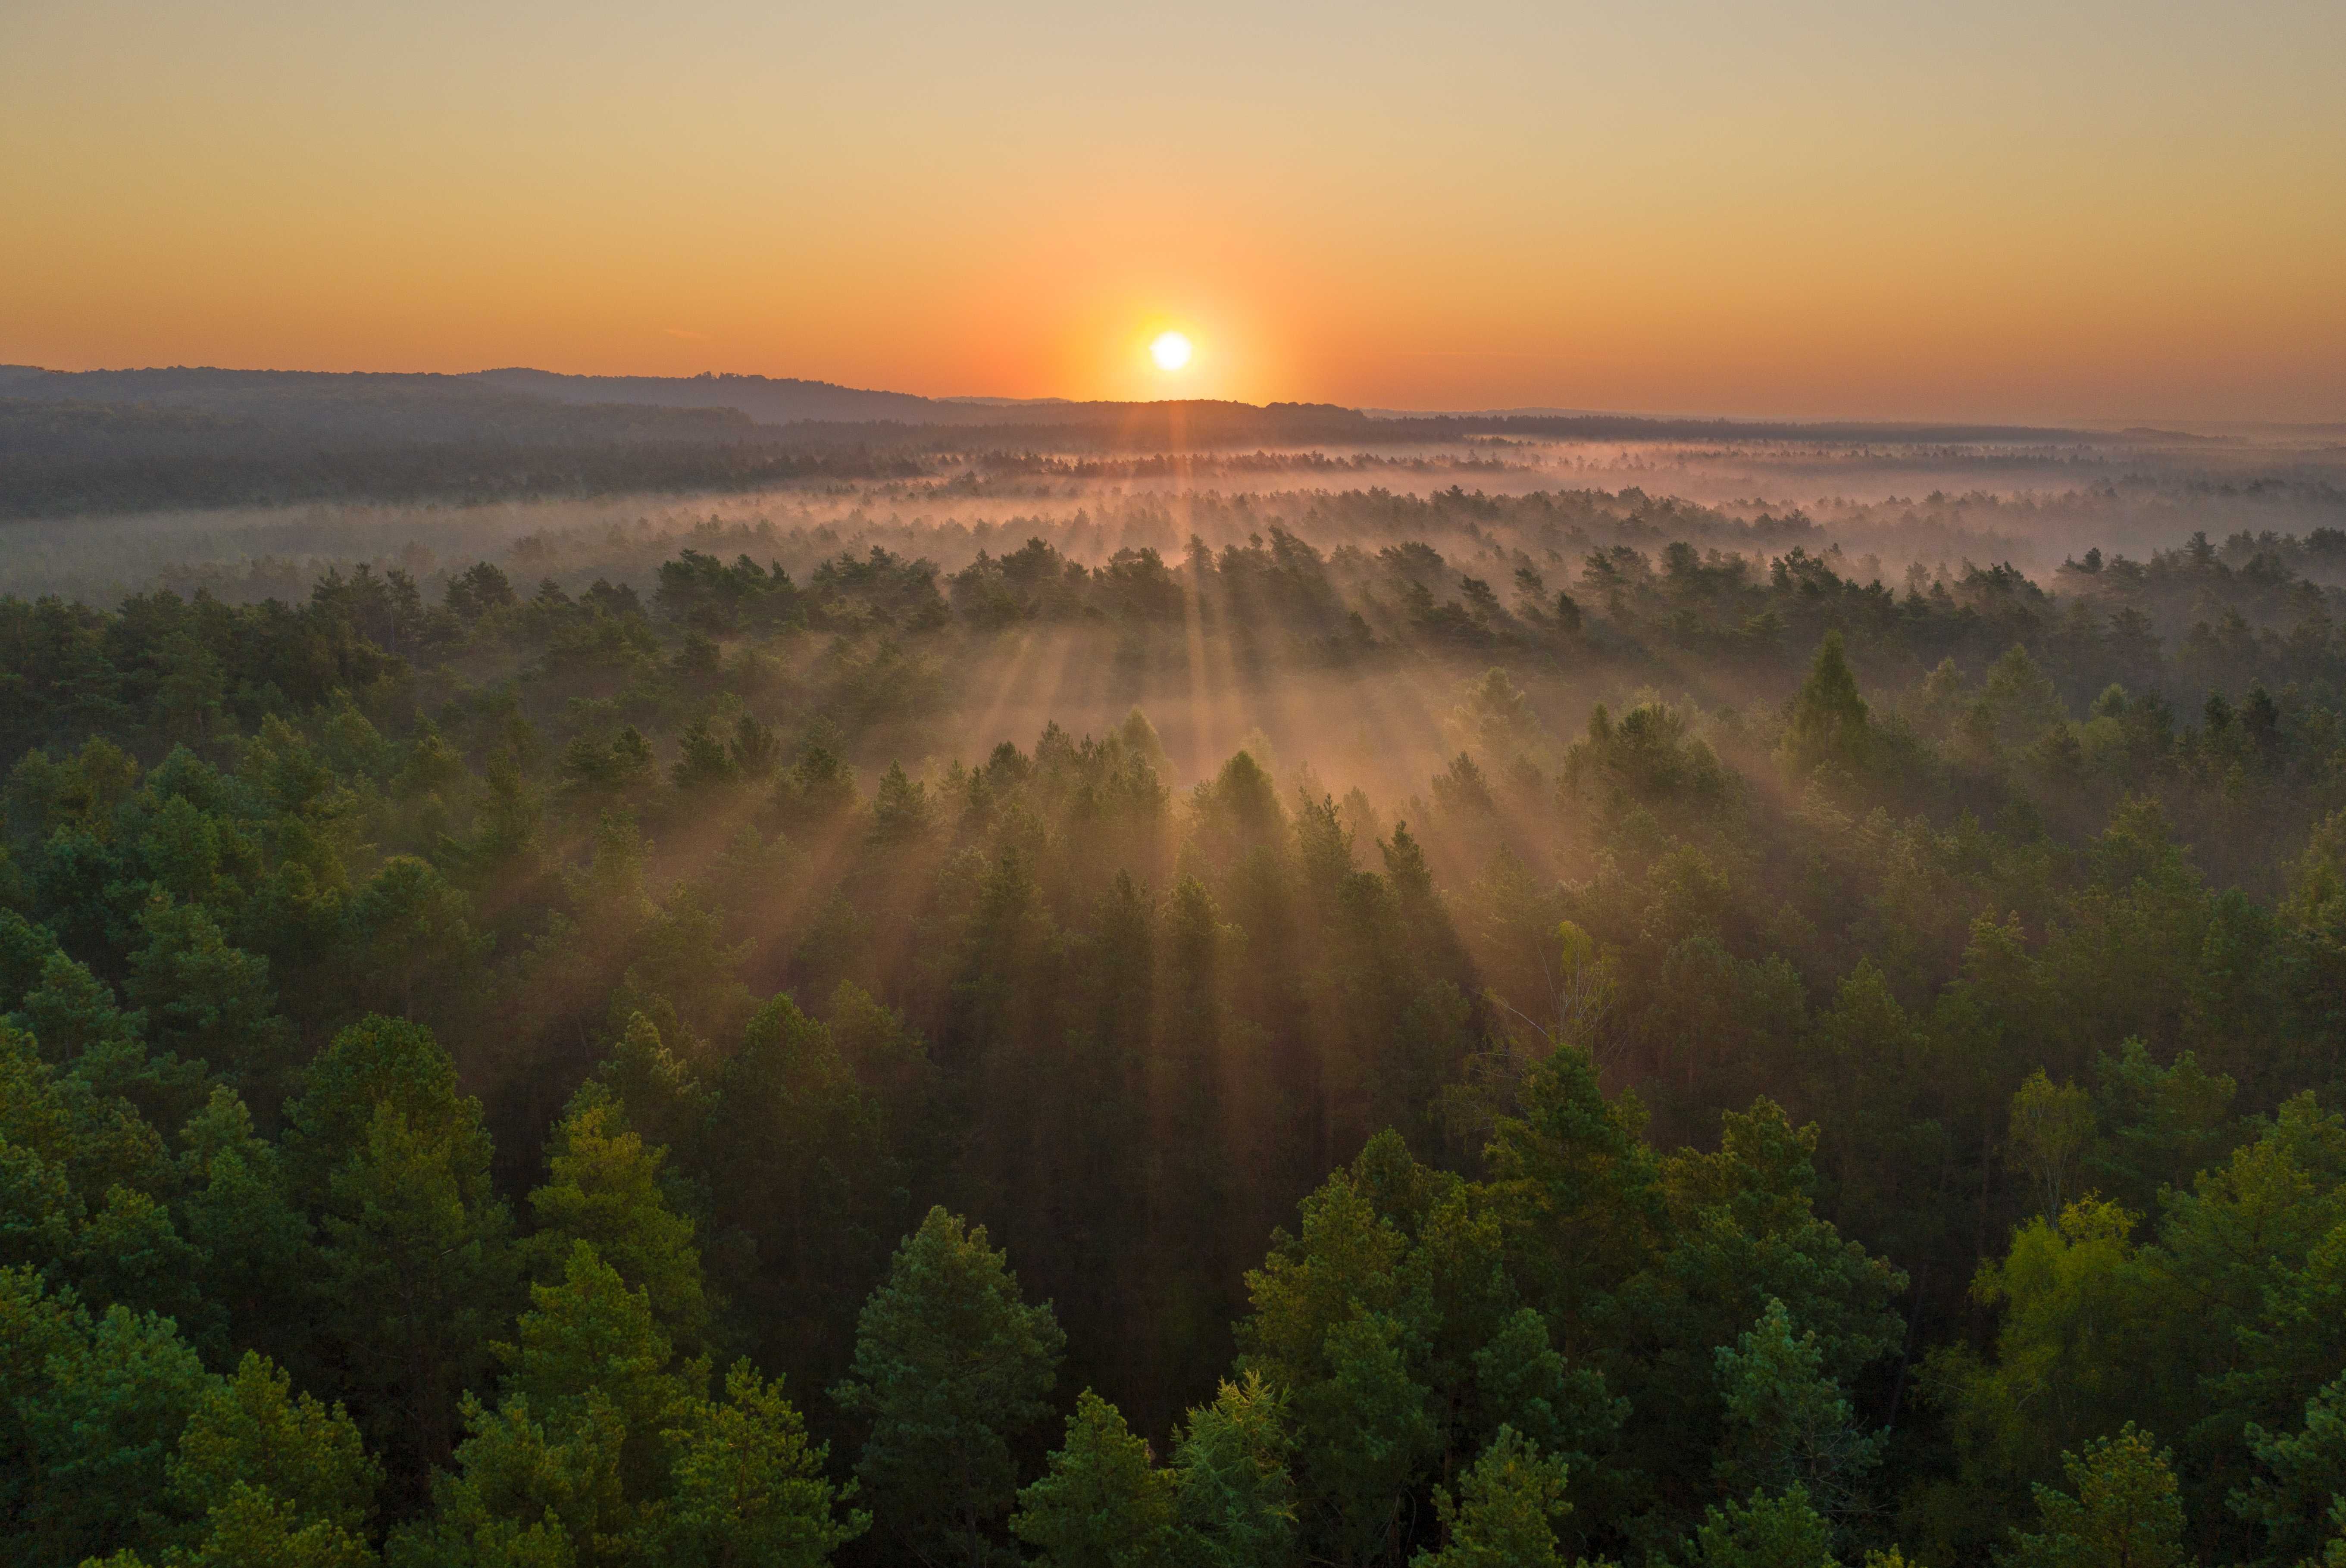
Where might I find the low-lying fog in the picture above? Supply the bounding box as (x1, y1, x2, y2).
(6, 435, 2343, 610)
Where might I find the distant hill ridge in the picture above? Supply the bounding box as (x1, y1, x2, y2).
(471, 367, 962, 425)
(467, 369, 1377, 435)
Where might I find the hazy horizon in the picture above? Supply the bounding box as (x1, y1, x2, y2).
(9, 358, 2342, 437)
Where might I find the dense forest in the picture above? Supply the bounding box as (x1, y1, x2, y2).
(4, 445, 2346, 1568)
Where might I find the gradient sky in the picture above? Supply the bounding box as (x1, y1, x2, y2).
(4, 1, 2341, 422)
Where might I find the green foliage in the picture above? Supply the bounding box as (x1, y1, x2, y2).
(652, 1359, 867, 1568)
(1298, 1312, 1440, 1565)
(138, 1351, 383, 1566)
(494, 1239, 691, 1513)
(1470, 1308, 1625, 1477)
(385, 1241, 814, 1568)
(2011, 1071, 2097, 1224)
(2086, 1041, 2239, 1214)
(2237, 1372, 2346, 1563)
(0, 1020, 205, 1330)
(1930, 1196, 2150, 1493)
(0, 1267, 99, 1554)
(1481, 1044, 1662, 1335)
(868, 762, 935, 846)
(174, 1087, 312, 1368)
(125, 894, 294, 1103)
(2002, 1425, 2185, 1568)
(1692, 1486, 1839, 1568)
(1170, 1373, 1298, 1568)
(1780, 632, 1871, 778)
(1234, 1155, 1439, 1566)
(1713, 1298, 1884, 1521)
(1013, 1389, 1179, 1568)
(1412, 1427, 1571, 1568)
(343, 856, 488, 1026)
(672, 719, 739, 792)
(1981, 646, 2068, 750)
(173, 1480, 377, 1568)
(832, 1206, 1066, 1566)
(12, 1293, 216, 1568)
(523, 1095, 706, 1348)
(699, 993, 898, 1392)
(290, 1021, 517, 1490)
(769, 745, 860, 834)
(1934, 1096, 2346, 1556)
(385, 1387, 629, 1568)
(6, 512, 2346, 1568)
(282, 1014, 491, 1201)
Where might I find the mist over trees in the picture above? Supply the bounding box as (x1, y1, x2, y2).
(3, 400, 2346, 1566)
(14, 362, 2328, 525)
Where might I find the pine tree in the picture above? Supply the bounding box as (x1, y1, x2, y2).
(524, 1092, 707, 1349)
(494, 1239, 692, 1506)
(313, 1099, 516, 1495)
(1713, 1298, 1884, 1521)
(1299, 1313, 1439, 1567)
(1411, 1427, 1570, 1568)
(1780, 631, 1871, 778)
(175, 1088, 313, 1375)
(653, 1359, 867, 1568)
(1170, 1373, 1297, 1568)
(1692, 1486, 1840, 1568)
(1012, 1390, 1178, 1568)
(384, 1388, 629, 1568)
(1469, 1308, 1624, 1499)
(166, 1351, 379, 1563)
(388, 1241, 688, 1566)
(166, 1482, 376, 1568)
(2240, 1373, 2346, 1565)
(341, 857, 488, 1025)
(2003, 1424, 2185, 1568)
(125, 894, 295, 1107)
(14, 1296, 216, 1567)
(832, 1207, 1065, 1567)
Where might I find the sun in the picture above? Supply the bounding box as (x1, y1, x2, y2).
(1150, 331, 1193, 371)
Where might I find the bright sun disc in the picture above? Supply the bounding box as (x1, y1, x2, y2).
(1150, 331, 1192, 371)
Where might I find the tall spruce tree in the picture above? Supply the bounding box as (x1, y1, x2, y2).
(832, 1207, 1065, 1568)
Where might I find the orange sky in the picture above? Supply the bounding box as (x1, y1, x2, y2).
(4, 1, 2341, 423)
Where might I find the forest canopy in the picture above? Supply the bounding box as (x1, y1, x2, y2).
(3, 424, 2345, 1568)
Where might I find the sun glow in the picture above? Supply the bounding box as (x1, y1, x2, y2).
(1150, 331, 1193, 372)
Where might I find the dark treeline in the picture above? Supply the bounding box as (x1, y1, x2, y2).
(3, 364, 2174, 522)
(3, 501, 2346, 1568)
(0, 430, 926, 521)
(0, 382, 928, 520)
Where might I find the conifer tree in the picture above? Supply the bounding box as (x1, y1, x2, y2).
(1171, 1373, 1298, 1568)
(1692, 1486, 1840, 1568)
(2240, 1373, 2346, 1565)
(1012, 1389, 1179, 1568)
(1780, 631, 1871, 778)
(170, 1351, 378, 1532)
(1713, 1298, 1884, 1522)
(2004, 1424, 2185, 1568)
(524, 1092, 707, 1349)
(286, 1020, 517, 1494)
(653, 1359, 867, 1568)
(13, 1294, 216, 1567)
(832, 1207, 1065, 1568)
(1411, 1427, 1571, 1568)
